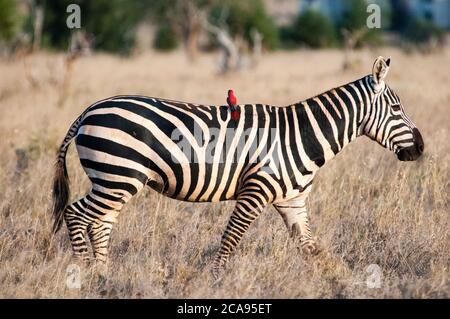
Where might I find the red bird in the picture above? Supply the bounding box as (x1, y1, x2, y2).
(227, 89, 240, 121)
(227, 89, 237, 106)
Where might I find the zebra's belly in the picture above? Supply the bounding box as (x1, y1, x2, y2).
(146, 179, 235, 203)
(145, 160, 241, 202)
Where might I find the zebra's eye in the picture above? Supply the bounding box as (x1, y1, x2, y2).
(391, 104, 401, 112)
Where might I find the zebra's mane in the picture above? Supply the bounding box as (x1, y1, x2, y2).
(292, 74, 371, 108)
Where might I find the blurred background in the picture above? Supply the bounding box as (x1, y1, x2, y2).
(0, 0, 449, 62)
(0, 0, 449, 298)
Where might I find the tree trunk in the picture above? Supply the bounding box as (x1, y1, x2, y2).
(32, 5, 44, 52)
(183, 26, 199, 61)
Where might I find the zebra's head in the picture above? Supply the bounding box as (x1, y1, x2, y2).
(362, 56, 424, 161)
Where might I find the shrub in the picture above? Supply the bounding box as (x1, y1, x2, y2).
(403, 19, 446, 45)
(338, 0, 392, 47)
(281, 10, 337, 48)
(153, 25, 178, 51)
(209, 0, 279, 50)
(42, 0, 143, 54)
(0, 0, 20, 42)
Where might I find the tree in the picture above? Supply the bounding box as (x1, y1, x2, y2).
(153, 24, 179, 51)
(41, 0, 144, 54)
(338, 0, 392, 47)
(281, 10, 337, 48)
(0, 0, 20, 42)
(403, 18, 445, 48)
(146, 0, 216, 60)
(209, 0, 278, 50)
(199, 12, 240, 73)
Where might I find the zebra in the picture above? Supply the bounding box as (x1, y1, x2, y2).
(51, 57, 424, 278)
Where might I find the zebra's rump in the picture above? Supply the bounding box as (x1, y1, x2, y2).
(74, 95, 277, 203)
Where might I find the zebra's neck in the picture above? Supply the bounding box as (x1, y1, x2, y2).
(288, 76, 372, 169)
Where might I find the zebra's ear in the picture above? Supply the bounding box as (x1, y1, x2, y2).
(372, 56, 390, 86)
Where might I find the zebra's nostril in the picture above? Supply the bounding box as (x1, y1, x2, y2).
(418, 144, 424, 154)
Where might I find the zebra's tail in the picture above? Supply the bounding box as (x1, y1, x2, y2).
(51, 115, 83, 234)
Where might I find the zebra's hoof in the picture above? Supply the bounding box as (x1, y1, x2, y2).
(71, 254, 92, 265)
(300, 241, 321, 256)
(92, 260, 109, 277)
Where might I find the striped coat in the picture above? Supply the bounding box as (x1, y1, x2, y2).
(51, 57, 424, 278)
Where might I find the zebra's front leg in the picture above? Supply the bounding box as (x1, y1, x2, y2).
(212, 195, 267, 279)
(274, 197, 320, 255)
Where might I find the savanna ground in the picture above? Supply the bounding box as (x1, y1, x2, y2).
(0, 48, 449, 298)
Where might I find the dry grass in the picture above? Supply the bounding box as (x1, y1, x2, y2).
(0, 48, 449, 298)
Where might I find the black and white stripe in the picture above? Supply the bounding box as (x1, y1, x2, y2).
(51, 56, 423, 277)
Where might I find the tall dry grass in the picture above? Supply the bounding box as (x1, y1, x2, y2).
(0, 48, 448, 298)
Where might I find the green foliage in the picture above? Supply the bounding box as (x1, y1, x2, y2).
(281, 10, 337, 48)
(338, 0, 392, 47)
(6, 0, 443, 55)
(42, 0, 144, 54)
(369, 0, 392, 29)
(153, 25, 179, 51)
(210, 0, 279, 50)
(403, 19, 446, 45)
(145, 0, 213, 23)
(339, 0, 368, 31)
(338, 0, 377, 46)
(0, 0, 20, 41)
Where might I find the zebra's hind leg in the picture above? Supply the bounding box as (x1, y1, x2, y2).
(212, 194, 267, 280)
(64, 190, 124, 270)
(274, 196, 320, 256)
(87, 220, 114, 273)
(64, 201, 92, 263)
(83, 189, 127, 272)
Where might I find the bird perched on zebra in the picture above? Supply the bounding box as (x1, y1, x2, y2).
(51, 56, 424, 279)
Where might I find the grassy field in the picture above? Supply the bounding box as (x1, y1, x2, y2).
(0, 48, 448, 298)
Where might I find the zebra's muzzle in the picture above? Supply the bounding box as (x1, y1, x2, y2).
(397, 128, 424, 161)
